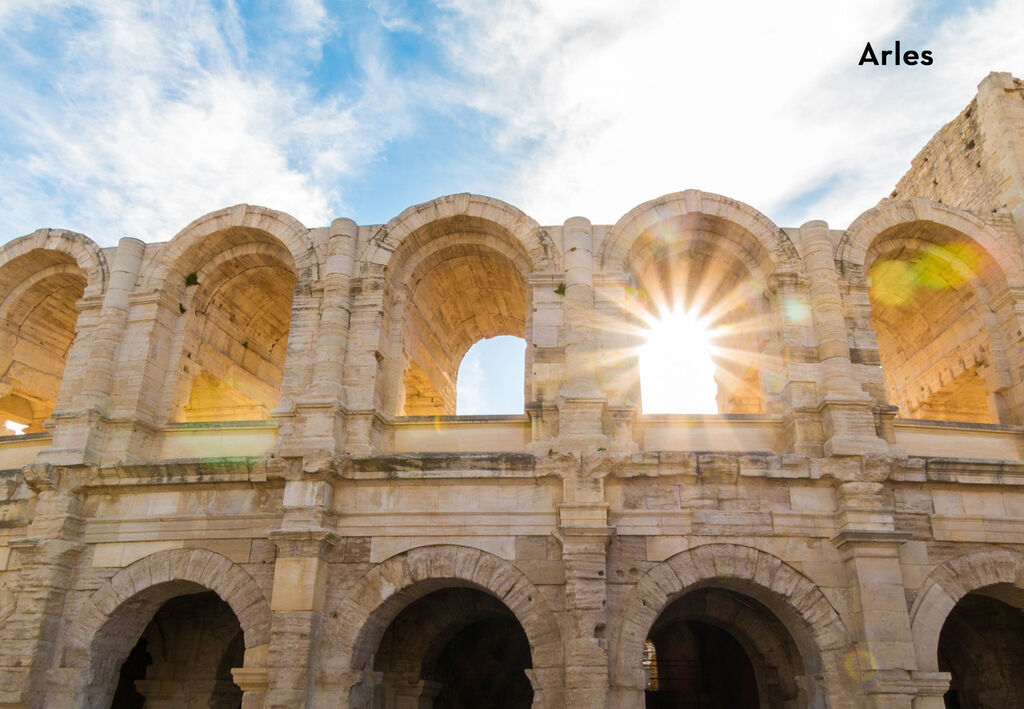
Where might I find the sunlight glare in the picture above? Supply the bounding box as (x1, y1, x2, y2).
(639, 311, 718, 414)
(4, 420, 27, 436)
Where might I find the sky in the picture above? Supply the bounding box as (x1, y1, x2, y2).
(1, 0, 1022, 415)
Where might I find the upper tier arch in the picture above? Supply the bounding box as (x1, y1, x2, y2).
(599, 190, 800, 276)
(142, 203, 319, 290)
(0, 228, 108, 299)
(840, 197, 1023, 282)
(363, 193, 561, 275)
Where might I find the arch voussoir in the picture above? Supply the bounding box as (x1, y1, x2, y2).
(910, 548, 1024, 672)
(329, 544, 564, 703)
(611, 543, 851, 690)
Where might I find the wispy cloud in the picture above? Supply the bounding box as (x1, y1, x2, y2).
(0, 1, 410, 243)
(1, 1, 1020, 245)
(433, 0, 1024, 229)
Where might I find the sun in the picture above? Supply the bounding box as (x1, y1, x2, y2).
(638, 310, 718, 414)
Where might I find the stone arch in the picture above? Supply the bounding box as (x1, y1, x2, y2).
(370, 196, 551, 418)
(909, 548, 1024, 672)
(841, 198, 1022, 422)
(55, 548, 270, 708)
(142, 203, 319, 290)
(0, 228, 108, 299)
(598, 189, 800, 275)
(141, 206, 307, 424)
(840, 198, 1022, 280)
(325, 544, 563, 708)
(611, 543, 852, 701)
(600, 191, 798, 415)
(0, 230, 105, 429)
(363, 193, 560, 275)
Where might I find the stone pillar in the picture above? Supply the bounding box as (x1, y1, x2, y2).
(769, 272, 823, 456)
(266, 478, 338, 708)
(986, 286, 1024, 425)
(0, 464, 85, 709)
(831, 460, 918, 709)
(343, 272, 387, 455)
(976, 72, 1024, 246)
(800, 221, 888, 456)
(557, 451, 614, 709)
(277, 221, 356, 456)
(557, 217, 607, 452)
(41, 237, 145, 465)
(559, 523, 613, 709)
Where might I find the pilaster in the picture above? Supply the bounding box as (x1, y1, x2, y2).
(0, 464, 85, 709)
(266, 477, 339, 708)
(830, 460, 917, 709)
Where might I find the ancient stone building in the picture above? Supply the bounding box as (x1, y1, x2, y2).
(0, 71, 1022, 709)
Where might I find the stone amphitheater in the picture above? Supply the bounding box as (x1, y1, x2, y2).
(0, 71, 1023, 709)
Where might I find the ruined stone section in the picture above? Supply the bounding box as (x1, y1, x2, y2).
(889, 73, 1024, 225)
(842, 198, 1024, 424)
(322, 544, 564, 709)
(0, 230, 107, 433)
(50, 548, 271, 709)
(609, 544, 853, 709)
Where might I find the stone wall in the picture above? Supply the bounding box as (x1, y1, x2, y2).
(0, 72, 1022, 709)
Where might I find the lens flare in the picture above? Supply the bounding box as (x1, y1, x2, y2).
(843, 648, 877, 683)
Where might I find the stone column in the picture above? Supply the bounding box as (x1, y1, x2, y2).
(0, 464, 85, 709)
(41, 237, 145, 465)
(343, 271, 387, 455)
(831, 460, 918, 709)
(557, 217, 607, 452)
(265, 478, 338, 708)
(800, 221, 888, 456)
(277, 223, 356, 456)
(769, 271, 822, 456)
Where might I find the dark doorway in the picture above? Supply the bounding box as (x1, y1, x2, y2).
(111, 591, 244, 709)
(939, 588, 1024, 709)
(645, 620, 758, 709)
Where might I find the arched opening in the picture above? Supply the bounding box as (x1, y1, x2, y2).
(0, 250, 87, 433)
(387, 218, 531, 417)
(110, 591, 243, 708)
(865, 221, 1009, 423)
(937, 585, 1024, 708)
(456, 335, 527, 415)
(625, 213, 777, 415)
(364, 587, 533, 708)
(169, 231, 297, 422)
(644, 587, 807, 709)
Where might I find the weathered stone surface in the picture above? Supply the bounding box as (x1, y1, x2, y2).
(0, 72, 1023, 708)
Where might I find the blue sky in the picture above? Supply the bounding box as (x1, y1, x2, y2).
(1, 0, 1021, 414)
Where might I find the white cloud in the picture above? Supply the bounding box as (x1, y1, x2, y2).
(435, 0, 1024, 229)
(0, 1, 409, 243)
